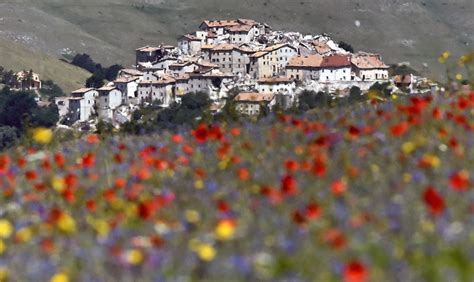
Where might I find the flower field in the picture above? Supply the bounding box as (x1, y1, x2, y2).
(2, 92, 474, 281)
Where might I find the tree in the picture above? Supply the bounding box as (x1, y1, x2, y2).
(0, 126, 18, 151)
(389, 64, 420, 76)
(298, 90, 330, 111)
(0, 91, 37, 130)
(86, 69, 105, 88)
(0, 90, 59, 131)
(348, 86, 365, 103)
(338, 41, 354, 53)
(104, 64, 123, 81)
(30, 104, 60, 128)
(71, 53, 99, 73)
(155, 92, 211, 129)
(40, 80, 65, 99)
(369, 82, 392, 98)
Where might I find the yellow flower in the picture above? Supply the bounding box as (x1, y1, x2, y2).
(32, 127, 53, 144)
(403, 173, 412, 183)
(16, 227, 32, 243)
(0, 267, 7, 282)
(194, 179, 204, 190)
(185, 209, 201, 224)
(423, 154, 441, 168)
(51, 176, 66, 193)
(90, 219, 109, 238)
(442, 51, 450, 60)
(57, 214, 76, 234)
(0, 239, 5, 254)
(402, 142, 416, 154)
(125, 249, 144, 265)
(455, 73, 463, 81)
(0, 220, 13, 239)
(196, 243, 216, 261)
(215, 220, 236, 241)
(50, 272, 69, 282)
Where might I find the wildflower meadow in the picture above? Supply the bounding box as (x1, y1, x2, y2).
(2, 89, 474, 281)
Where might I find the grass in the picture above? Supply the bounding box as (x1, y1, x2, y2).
(0, 38, 90, 93)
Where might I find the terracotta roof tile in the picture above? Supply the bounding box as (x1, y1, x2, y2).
(234, 92, 275, 102)
(287, 54, 324, 68)
(321, 55, 351, 68)
(71, 88, 95, 94)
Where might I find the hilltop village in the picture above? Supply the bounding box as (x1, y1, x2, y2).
(50, 19, 433, 127)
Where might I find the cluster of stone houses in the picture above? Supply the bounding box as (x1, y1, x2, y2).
(56, 18, 393, 123)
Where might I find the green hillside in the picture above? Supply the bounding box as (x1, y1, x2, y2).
(0, 38, 90, 93)
(0, 0, 473, 80)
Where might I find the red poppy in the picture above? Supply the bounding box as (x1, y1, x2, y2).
(348, 125, 361, 139)
(322, 228, 346, 250)
(208, 125, 223, 141)
(312, 160, 327, 177)
(86, 134, 100, 144)
(291, 210, 307, 225)
(114, 178, 127, 189)
(103, 189, 116, 203)
(42, 158, 52, 171)
(33, 182, 47, 192)
(16, 157, 27, 168)
(431, 108, 442, 120)
(285, 160, 299, 171)
(281, 174, 298, 196)
(25, 170, 38, 181)
(62, 188, 75, 203)
(237, 168, 250, 181)
(54, 153, 65, 168)
(171, 134, 183, 144)
(40, 238, 55, 253)
(182, 145, 194, 155)
(192, 124, 209, 143)
(343, 260, 368, 282)
(305, 202, 322, 220)
(216, 199, 230, 213)
(191, 168, 204, 179)
(114, 153, 124, 163)
(81, 153, 96, 168)
(331, 179, 347, 196)
(86, 199, 97, 212)
(0, 155, 10, 174)
(64, 173, 78, 188)
(423, 186, 445, 216)
(390, 122, 409, 137)
(230, 127, 241, 136)
(449, 171, 470, 191)
(260, 186, 283, 204)
(138, 201, 154, 220)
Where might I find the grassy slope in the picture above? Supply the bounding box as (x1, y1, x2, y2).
(0, 0, 473, 81)
(0, 38, 90, 93)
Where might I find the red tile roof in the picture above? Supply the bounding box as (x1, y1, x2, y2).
(287, 54, 324, 68)
(234, 92, 275, 102)
(321, 55, 351, 68)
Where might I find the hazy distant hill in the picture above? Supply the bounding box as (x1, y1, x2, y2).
(0, 0, 473, 82)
